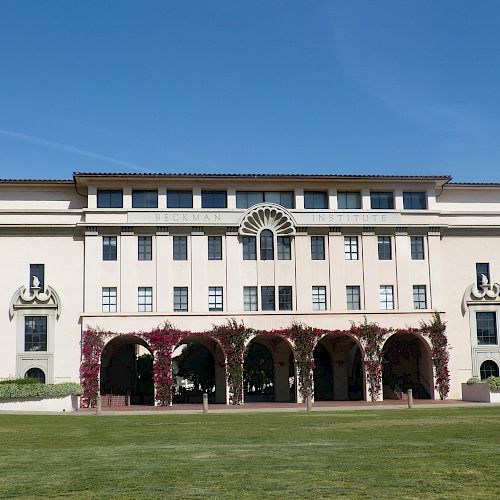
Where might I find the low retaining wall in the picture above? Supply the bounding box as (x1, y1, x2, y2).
(0, 395, 79, 412)
(462, 383, 500, 403)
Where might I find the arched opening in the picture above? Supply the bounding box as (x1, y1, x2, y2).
(313, 335, 364, 401)
(172, 337, 226, 404)
(382, 332, 433, 400)
(260, 229, 274, 260)
(244, 335, 296, 402)
(25, 367, 45, 384)
(100, 335, 154, 406)
(480, 360, 499, 380)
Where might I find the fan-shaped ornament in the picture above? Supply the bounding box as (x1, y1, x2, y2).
(238, 203, 296, 236)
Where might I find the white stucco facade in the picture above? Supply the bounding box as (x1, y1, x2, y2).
(1, 173, 499, 403)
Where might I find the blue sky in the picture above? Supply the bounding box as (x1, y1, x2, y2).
(1, 1, 499, 181)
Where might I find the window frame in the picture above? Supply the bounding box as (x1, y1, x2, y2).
(167, 190, 193, 208)
(97, 189, 123, 208)
(278, 286, 293, 311)
(260, 229, 274, 260)
(138, 287, 153, 312)
(102, 287, 117, 313)
(201, 190, 227, 208)
(370, 191, 394, 209)
(344, 236, 359, 260)
(312, 286, 327, 311)
(403, 191, 427, 210)
(311, 236, 325, 260)
(173, 236, 188, 261)
(377, 236, 392, 260)
(24, 315, 48, 352)
(346, 285, 361, 310)
(476, 311, 498, 345)
(379, 285, 394, 310)
(138, 235, 153, 261)
(277, 236, 291, 260)
(261, 286, 276, 311)
(208, 286, 223, 311)
(132, 190, 158, 208)
(337, 191, 361, 209)
(480, 360, 499, 380)
(29, 264, 45, 292)
(243, 286, 258, 311)
(476, 263, 490, 287)
(208, 236, 223, 261)
(413, 285, 427, 310)
(410, 236, 425, 260)
(102, 236, 117, 261)
(173, 287, 189, 312)
(242, 236, 257, 260)
(304, 191, 328, 209)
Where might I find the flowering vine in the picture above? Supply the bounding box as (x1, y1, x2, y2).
(80, 328, 105, 408)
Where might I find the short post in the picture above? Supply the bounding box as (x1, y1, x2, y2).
(306, 394, 313, 412)
(203, 393, 208, 414)
(96, 394, 102, 416)
(407, 389, 413, 409)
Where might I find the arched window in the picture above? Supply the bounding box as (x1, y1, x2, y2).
(25, 368, 46, 383)
(480, 360, 499, 380)
(260, 230, 274, 260)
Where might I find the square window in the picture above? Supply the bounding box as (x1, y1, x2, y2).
(261, 286, 275, 311)
(97, 190, 123, 208)
(173, 287, 188, 312)
(403, 192, 427, 210)
(209, 287, 223, 311)
(312, 286, 326, 311)
(29, 264, 45, 292)
(344, 236, 358, 260)
(337, 192, 361, 209)
(304, 191, 328, 209)
(132, 190, 158, 208)
(243, 286, 258, 311)
(102, 287, 117, 313)
(138, 287, 153, 312)
(370, 192, 394, 209)
(311, 236, 325, 260)
(138, 236, 152, 261)
(410, 236, 425, 260)
(277, 236, 291, 260)
(279, 286, 293, 311)
(103, 236, 117, 261)
(208, 236, 223, 260)
(378, 236, 392, 260)
(167, 190, 193, 208)
(346, 286, 361, 310)
(380, 285, 394, 310)
(202, 191, 227, 208)
(242, 236, 257, 260)
(413, 285, 427, 309)
(24, 316, 47, 351)
(476, 312, 497, 345)
(173, 236, 188, 260)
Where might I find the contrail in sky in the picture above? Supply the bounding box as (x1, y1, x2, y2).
(0, 128, 149, 172)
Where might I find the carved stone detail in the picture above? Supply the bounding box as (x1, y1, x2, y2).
(462, 274, 500, 315)
(238, 204, 296, 236)
(10, 278, 62, 319)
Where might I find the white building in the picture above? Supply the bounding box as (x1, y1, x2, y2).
(1, 172, 499, 405)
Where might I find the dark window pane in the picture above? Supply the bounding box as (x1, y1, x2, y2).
(476, 312, 497, 345)
(411, 236, 425, 260)
(378, 236, 392, 260)
(208, 236, 222, 260)
(279, 286, 292, 311)
(103, 236, 117, 261)
(413, 285, 427, 309)
(242, 236, 257, 260)
(260, 230, 274, 260)
(346, 286, 361, 310)
(236, 191, 264, 208)
(277, 236, 291, 260)
(138, 236, 152, 260)
(261, 286, 275, 311)
(29, 264, 45, 292)
(132, 190, 158, 208)
(304, 191, 328, 209)
(202, 191, 227, 208)
(25, 367, 45, 383)
(370, 192, 394, 209)
(173, 287, 188, 312)
(25, 316, 47, 351)
(403, 192, 427, 210)
(97, 190, 123, 208)
(173, 236, 187, 260)
(311, 236, 325, 260)
(338, 192, 361, 209)
(167, 190, 193, 208)
(480, 360, 499, 380)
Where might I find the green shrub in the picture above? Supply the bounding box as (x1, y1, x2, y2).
(467, 377, 481, 384)
(0, 382, 83, 400)
(0, 377, 42, 385)
(487, 376, 500, 391)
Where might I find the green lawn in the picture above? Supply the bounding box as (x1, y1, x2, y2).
(0, 407, 499, 499)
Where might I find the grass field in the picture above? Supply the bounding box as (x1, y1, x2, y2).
(0, 407, 499, 499)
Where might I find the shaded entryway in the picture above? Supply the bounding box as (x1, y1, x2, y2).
(100, 335, 154, 406)
(244, 335, 296, 403)
(172, 337, 226, 404)
(382, 333, 433, 399)
(313, 335, 364, 401)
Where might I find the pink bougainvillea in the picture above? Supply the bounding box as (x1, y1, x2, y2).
(80, 328, 105, 408)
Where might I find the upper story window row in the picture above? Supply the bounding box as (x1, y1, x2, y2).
(96, 189, 429, 210)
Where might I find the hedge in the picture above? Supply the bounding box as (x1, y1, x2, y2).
(466, 376, 500, 391)
(0, 382, 83, 400)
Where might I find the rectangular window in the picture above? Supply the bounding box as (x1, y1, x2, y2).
(304, 191, 328, 209)
(209, 287, 223, 311)
(24, 316, 47, 352)
(346, 286, 361, 310)
(476, 263, 490, 287)
(413, 285, 427, 309)
(173, 287, 188, 312)
(403, 192, 427, 210)
(311, 236, 325, 260)
(102, 287, 117, 313)
(29, 264, 44, 292)
(102, 236, 117, 261)
(380, 285, 394, 310)
(337, 191, 361, 209)
(236, 191, 264, 208)
(378, 236, 392, 260)
(173, 236, 188, 260)
(201, 190, 227, 208)
(208, 236, 223, 260)
(370, 192, 394, 209)
(476, 312, 497, 345)
(97, 190, 123, 208)
(261, 286, 275, 311)
(277, 236, 291, 260)
(243, 286, 258, 311)
(167, 190, 193, 208)
(279, 286, 293, 311)
(242, 236, 257, 260)
(236, 191, 295, 209)
(344, 236, 358, 260)
(138, 287, 153, 312)
(138, 236, 153, 261)
(410, 236, 425, 260)
(132, 190, 158, 208)
(312, 286, 326, 311)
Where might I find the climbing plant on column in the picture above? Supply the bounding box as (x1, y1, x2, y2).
(80, 328, 105, 408)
